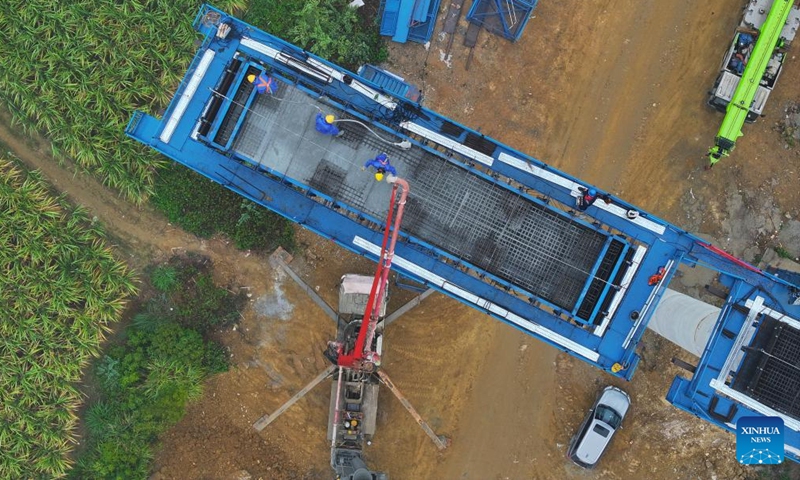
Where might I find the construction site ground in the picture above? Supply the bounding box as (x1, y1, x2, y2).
(3, 0, 800, 478)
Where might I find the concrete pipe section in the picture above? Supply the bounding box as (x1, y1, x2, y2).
(647, 289, 720, 357)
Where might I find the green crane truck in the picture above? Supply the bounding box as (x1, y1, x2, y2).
(707, 0, 800, 168)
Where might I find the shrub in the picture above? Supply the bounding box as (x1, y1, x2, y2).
(151, 164, 295, 253)
(150, 265, 180, 292)
(72, 256, 240, 479)
(244, 0, 387, 71)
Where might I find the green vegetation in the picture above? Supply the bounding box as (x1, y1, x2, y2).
(0, 155, 137, 479)
(774, 245, 793, 259)
(152, 164, 296, 252)
(0, 0, 246, 203)
(245, 0, 387, 70)
(71, 256, 239, 479)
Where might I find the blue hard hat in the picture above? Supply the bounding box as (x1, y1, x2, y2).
(588, 188, 597, 196)
(376, 153, 388, 161)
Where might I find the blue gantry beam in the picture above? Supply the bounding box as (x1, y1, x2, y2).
(127, 5, 800, 462)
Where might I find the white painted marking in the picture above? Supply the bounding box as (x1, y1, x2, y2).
(711, 379, 800, 432)
(352, 236, 600, 362)
(504, 311, 600, 361)
(594, 245, 647, 337)
(443, 282, 481, 304)
(161, 49, 215, 143)
(400, 122, 494, 166)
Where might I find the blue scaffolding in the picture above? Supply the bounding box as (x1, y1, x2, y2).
(127, 5, 800, 462)
(466, 0, 538, 42)
(380, 0, 442, 44)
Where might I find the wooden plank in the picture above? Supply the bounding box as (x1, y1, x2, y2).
(253, 365, 336, 431)
(378, 288, 435, 329)
(269, 247, 338, 323)
(443, 0, 465, 34)
(377, 370, 449, 450)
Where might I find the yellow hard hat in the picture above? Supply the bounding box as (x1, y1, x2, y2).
(247, 74, 256, 83)
(611, 363, 624, 373)
(375, 172, 384, 182)
(325, 114, 335, 124)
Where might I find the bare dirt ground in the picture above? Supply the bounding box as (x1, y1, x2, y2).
(3, 0, 800, 478)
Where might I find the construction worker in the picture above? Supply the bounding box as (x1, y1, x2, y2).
(648, 266, 666, 286)
(362, 153, 397, 181)
(314, 112, 342, 137)
(576, 186, 598, 211)
(248, 73, 276, 95)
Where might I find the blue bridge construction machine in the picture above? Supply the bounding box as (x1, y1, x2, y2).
(127, 4, 800, 468)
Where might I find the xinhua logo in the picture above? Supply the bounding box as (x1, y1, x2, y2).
(736, 416, 784, 465)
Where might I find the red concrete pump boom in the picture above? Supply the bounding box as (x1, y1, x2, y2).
(336, 177, 410, 371)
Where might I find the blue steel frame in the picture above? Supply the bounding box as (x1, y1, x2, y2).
(466, 0, 538, 42)
(666, 273, 800, 463)
(202, 60, 264, 150)
(127, 5, 800, 460)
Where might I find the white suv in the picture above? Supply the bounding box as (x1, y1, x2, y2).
(567, 386, 631, 468)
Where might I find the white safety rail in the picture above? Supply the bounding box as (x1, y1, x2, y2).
(497, 153, 666, 234)
(590, 199, 666, 235)
(161, 49, 215, 143)
(787, 444, 800, 459)
(593, 245, 647, 337)
(498, 152, 578, 190)
(623, 259, 675, 348)
(240, 36, 281, 58)
(710, 379, 800, 432)
(717, 296, 763, 383)
(353, 236, 600, 362)
(240, 37, 397, 109)
(744, 297, 800, 331)
(400, 122, 495, 166)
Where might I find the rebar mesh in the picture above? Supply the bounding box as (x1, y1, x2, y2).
(396, 152, 605, 310)
(233, 81, 291, 158)
(229, 80, 607, 310)
(743, 322, 800, 419)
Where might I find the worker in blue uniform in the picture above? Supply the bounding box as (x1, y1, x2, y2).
(577, 187, 598, 211)
(248, 73, 276, 95)
(315, 113, 341, 136)
(362, 153, 397, 181)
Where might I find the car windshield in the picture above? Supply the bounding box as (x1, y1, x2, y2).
(595, 405, 622, 429)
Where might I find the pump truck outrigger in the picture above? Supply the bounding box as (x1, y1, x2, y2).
(252, 177, 446, 479)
